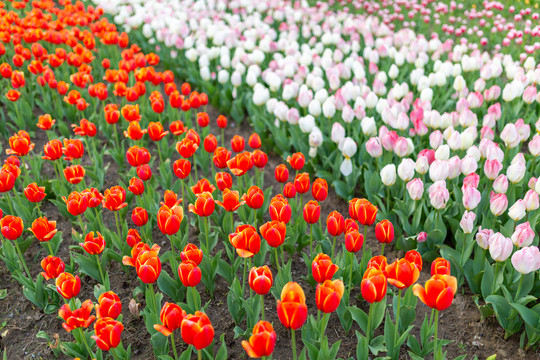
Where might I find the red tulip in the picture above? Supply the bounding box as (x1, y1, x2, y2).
(405, 250, 423, 271)
(316, 279, 344, 313)
(63, 164, 85, 184)
(413, 275, 458, 311)
(0, 215, 23, 240)
(274, 164, 289, 183)
(227, 152, 253, 176)
(191, 179, 216, 195)
(303, 200, 320, 224)
(375, 220, 394, 244)
(204, 134, 218, 153)
(283, 182, 296, 198)
(242, 321, 276, 358)
(154, 302, 186, 336)
(126, 146, 151, 167)
(312, 253, 339, 283)
(103, 186, 127, 211)
(385, 258, 420, 289)
(215, 172, 233, 191)
(126, 229, 142, 248)
(242, 186, 264, 209)
(287, 152, 305, 170)
(132, 207, 148, 227)
(128, 177, 145, 196)
(148, 122, 169, 141)
(29, 217, 57, 242)
(248, 133, 262, 149)
(56, 272, 81, 299)
(136, 164, 152, 181)
(259, 220, 286, 248)
(268, 195, 292, 224)
(42, 139, 63, 161)
(62, 138, 84, 161)
(189, 192, 215, 217)
(80, 231, 105, 255)
(229, 224, 261, 258)
(7, 130, 34, 156)
(312, 178, 328, 201)
(173, 159, 191, 179)
(361, 267, 388, 303)
(40, 255, 65, 280)
(431, 257, 451, 276)
(216, 188, 245, 212)
(345, 229, 364, 253)
(176, 138, 198, 158)
(91, 317, 124, 351)
(249, 266, 273, 295)
(0, 169, 15, 193)
(178, 260, 202, 287)
(24, 182, 46, 202)
(252, 150, 268, 169)
(231, 135, 245, 152)
(213, 147, 231, 169)
(160, 190, 182, 208)
(181, 312, 214, 350)
(37, 114, 55, 130)
(327, 211, 345, 237)
(276, 282, 307, 330)
(180, 244, 203, 265)
(294, 172, 310, 194)
(157, 205, 184, 235)
(367, 255, 388, 272)
(58, 300, 96, 332)
(96, 291, 122, 319)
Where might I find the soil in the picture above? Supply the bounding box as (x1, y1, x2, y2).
(0, 105, 536, 360)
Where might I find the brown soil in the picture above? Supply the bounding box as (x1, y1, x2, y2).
(0, 105, 535, 360)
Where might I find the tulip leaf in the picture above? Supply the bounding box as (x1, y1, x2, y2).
(348, 306, 367, 330)
(214, 333, 228, 360)
(509, 302, 540, 329)
(157, 271, 182, 303)
(480, 262, 494, 299)
(355, 331, 369, 359)
(73, 253, 101, 283)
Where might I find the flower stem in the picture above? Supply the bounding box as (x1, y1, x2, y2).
(366, 302, 373, 345)
(381, 243, 385, 257)
(242, 257, 247, 297)
(46, 241, 54, 256)
(14, 240, 31, 278)
(261, 294, 265, 321)
(274, 247, 280, 272)
(149, 283, 160, 315)
(95, 254, 107, 289)
(394, 289, 402, 346)
(170, 331, 179, 360)
(309, 224, 313, 259)
(433, 309, 439, 360)
(5, 193, 15, 215)
(515, 274, 524, 301)
(347, 252, 354, 305)
(78, 327, 94, 359)
(331, 236, 336, 258)
(198, 349, 202, 360)
(204, 216, 210, 252)
(291, 329, 297, 360)
(320, 312, 329, 343)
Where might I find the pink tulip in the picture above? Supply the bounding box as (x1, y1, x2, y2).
(476, 228, 493, 250)
(488, 233, 513, 262)
(406, 178, 424, 200)
(428, 181, 449, 210)
(490, 193, 508, 216)
(460, 211, 476, 234)
(511, 222, 535, 247)
(511, 246, 540, 274)
(493, 174, 508, 194)
(528, 134, 540, 156)
(524, 189, 539, 211)
(417, 232, 427, 243)
(365, 137, 383, 158)
(463, 173, 480, 188)
(462, 185, 481, 210)
(484, 159, 503, 180)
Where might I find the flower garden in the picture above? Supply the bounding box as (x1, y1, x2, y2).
(0, 0, 539, 359)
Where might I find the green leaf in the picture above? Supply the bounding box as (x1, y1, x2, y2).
(510, 302, 539, 329)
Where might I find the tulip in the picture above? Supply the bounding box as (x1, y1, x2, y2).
(213, 147, 231, 169)
(229, 224, 261, 258)
(128, 178, 145, 197)
(361, 267, 387, 303)
(484, 159, 503, 180)
(312, 253, 338, 283)
(303, 200, 320, 225)
(294, 172, 310, 194)
(176, 138, 199, 158)
(489, 233, 513, 263)
(511, 222, 535, 247)
(181, 244, 203, 265)
(459, 211, 476, 234)
(157, 205, 183, 235)
(524, 189, 539, 211)
(227, 151, 253, 176)
(249, 266, 273, 295)
(92, 318, 124, 351)
(326, 211, 345, 237)
(274, 164, 289, 183)
(127, 245, 162, 284)
(406, 178, 424, 200)
(349, 198, 378, 226)
(154, 302, 187, 339)
(345, 230, 364, 253)
(0, 215, 23, 240)
(428, 181, 450, 209)
(96, 291, 122, 319)
(79, 231, 105, 255)
(242, 186, 264, 210)
(189, 192, 215, 217)
(462, 185, 481, 210)
(216, 188, 245, 212)
(231, 135, 245, 152)
(102, 186, 127, 212)
(405, 250, 423, 271)
(316, 279, 344, 314)
(385, 258, 420, 290)
(181, 311, 214, 351)
(489, 193, 508, 216)
(282, 182, 296, 198)
(252, 150, 268, 169)
(277, 282, 307, 360)
(191, 179, 216, 195)
(0, 169, 15, 193)
(126, 146, 151, 167)
(7, 130, 34, 156)
(40, 255, 65, 280)
(380, 164, 396, 186)
(312, 178, 328, 202)
(136, 164, 152, 181)
(29, 217, 57, 243)
(242, 321, 276, 358)
(178, 260, 202, 287)
(511, 246, 540, 275)
(126, 229, 142, 248)
(431, 258, 451, 276)
(148, 122, 168, 141)
(24, 183, 46, 203)
(63, 165, 85, 184)
(58, 300, 96, 332)
(131, 207, 148, 227)
(287, 152, 305, 170)
(375, 220, 394, 255)
(215, 172, 233, 191)
(42, 139, 63, 161)
(345, 219, 359, 233)
(173, 159, 191, 180)
(413, 274, 458, 359)
(56, 272, 81, 299)
(269, 195, 292, 224)
(62, 138, 84, 161)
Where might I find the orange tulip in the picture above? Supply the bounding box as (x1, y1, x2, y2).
(176, 138, 198, 158)
(216, 188, 245, 212)
(312, 178, 328, 202)
(316, 279, 344, 313)
(294, 172, 310, 194)
(287, 152, 305, 170)
(259, 220, 286, 248)
(126, 146, 151, 167)
(148, 122, 169, 141)
(367, 255, 388, 272)
(327, 211, 345, 237)
(37, 114, 55, 130)
(80, 231, 105, 255)
(361, 267, 388, 303)
(189, 192, 215, 217)
(404, 250, 423, 271)
(124, 121, 146, 140)
(242, 321, 276, 358)
(154, 302, 186, 336)
(345, 229, 364, 253)
(0, 215, 23, 240)
(274, 164, 289, 183)
(385, 258, 420, 289)
(63, 138, 84, 161)
(180, 244, 203, 265)
(58, 300, 95, 332)
(231, 135, 245, 152)
(215, 172, 233, 191)
(227, 151, 254, 176)
(431, 257, 451, 276)
(160, 190, 182, 208)
(350, 198, 378, 226)
(157, 205, 184, 235)
(5, 89, 20, 102)
(6, 130, 34, 156)
(103, 186, 127, 211)
(268, 195, 292, 224)
(63, 164, 86, 184)
(242, 186, 264, 209)
(92, 318, 124, 351)
(312, 253, 339, 283)
(42, 139, 63, 161)
(413, 275, 457, 311)
(56, 272, 81, 299)
(229, 224, 261, 258)
(303, 200, 320, 224)
(29, 217, 57, 242)
(121, 104, 141, 122)
(40, 255, 65, 280)
(96, 291, 122, 319)
(276, 282, 308, 330)
(213, 147, 231, 169)
(181, 312, 214, 350)
(178, 260, 202, 287)
(173, 159, 191, 179)
(248, 133, 262, 149)
(24, 182, 46, 202)
(249, 266, 273, 295)
(375, 220, 394, 244)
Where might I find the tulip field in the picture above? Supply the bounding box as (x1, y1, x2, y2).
(0, 0, 539, 360)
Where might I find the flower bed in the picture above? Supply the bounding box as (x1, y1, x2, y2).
(0, 0, 538, 359)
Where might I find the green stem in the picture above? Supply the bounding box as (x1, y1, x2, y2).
(171, 331, 179, 360)
(320, 312, 329, 343)
(110, 346, 120, 360)
(242, 257, 247, 297)
(95, 254, 107, 289)
(381, 243, 385, 257)
(331, 236, 336, 258)
(149, 283, 160, 315)
(433, 309, 439, 360)
(114, 211, 122, 240)
(309, 224, 313, 259)
(191, 286, 199, 311)
(5, 193, 14, 215)
(366, 302, 373, 345)
(347, 252, 354, 306)
(429, 308, 435, 328)
(492, 262, 500, 294)
(157, 141, 163, 165)
(274, 247, 280, 272)
(394, 289, 402, 345)
(14, 240, 31, 278)
(78, 217, 85, 234)
(169, 235, 179, 281)
(46, 241, 54, 256)
(515, 274, 524, 301)
(362, 225, 367, 259)
(261, 294, 265, 321)
(204, 216, 210, 252)
(78, 327, 94, 359)
(291, 329, 297, 360)
(198, 349, 202, 360)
